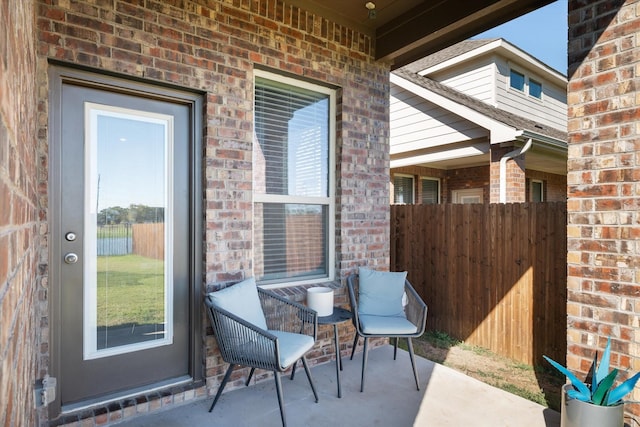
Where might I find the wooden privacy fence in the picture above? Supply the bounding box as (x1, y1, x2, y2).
(132, 223, 165, 260)
(391, 202, 567, 365)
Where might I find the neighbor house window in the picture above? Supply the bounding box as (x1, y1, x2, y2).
(530, 180, 544, 202)
(393, 175, 414, 204)
(421, 178, 440, 204)
(529, 79, 542, 99)
(253, 70, 335, 286)
(509, 70, 525, 92)
(452, 188, 483, 204)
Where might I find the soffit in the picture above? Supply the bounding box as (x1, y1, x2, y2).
(290, 0, 556, 69)
(394, 149, 565, 175)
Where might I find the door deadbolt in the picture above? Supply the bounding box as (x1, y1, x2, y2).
(65, 232, 77, 242)
(64, 253, 79, 264)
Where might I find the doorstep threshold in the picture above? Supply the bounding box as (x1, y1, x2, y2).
(60, 375, 193, 414)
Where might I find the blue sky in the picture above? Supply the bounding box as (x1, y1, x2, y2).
(97, 114, 167, 209)
(473, 0, 568, 74)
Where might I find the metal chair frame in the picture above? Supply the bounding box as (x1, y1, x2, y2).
(347, 273, 427, 392)
(204, 286, 319, 427)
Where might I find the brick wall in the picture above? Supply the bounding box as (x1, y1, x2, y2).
(36, 0, 390, 424)
(446, 166, 490, 203)
(1, 1, 43, 426)
(526, 170, 567, 202)
(490, 144, 526, 203)
(391, 165, 490, 204)
(567, 0, 640, 419)
(392, 164, 565, 204)
(390, 165, 446, 203)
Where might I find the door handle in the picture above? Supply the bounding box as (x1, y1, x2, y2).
(64, 253, 79, 264)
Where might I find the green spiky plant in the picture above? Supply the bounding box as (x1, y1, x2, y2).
(544, 337, 640, 407)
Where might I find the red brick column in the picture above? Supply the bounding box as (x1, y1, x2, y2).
(0, 1, 43, 426)
(490, 144, 526, 203)
(567, 0, 640, 418)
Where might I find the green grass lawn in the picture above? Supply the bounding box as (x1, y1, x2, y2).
(97, 254, 165, 327)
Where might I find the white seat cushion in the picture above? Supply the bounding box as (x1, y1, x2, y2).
(270, 331, 315, 367)
(358, 314, 418, 335)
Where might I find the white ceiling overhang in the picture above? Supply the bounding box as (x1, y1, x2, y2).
(390, 141, 489, 169)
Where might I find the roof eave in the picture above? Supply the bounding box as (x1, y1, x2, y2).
(418, 39, 567, 85)
(519, 130, 568, 152)
(391, 73, 521, 144)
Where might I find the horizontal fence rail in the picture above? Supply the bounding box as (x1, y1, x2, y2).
(391, 202, 567, 365)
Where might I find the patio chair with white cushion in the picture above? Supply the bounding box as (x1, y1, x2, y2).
(348, 267, 428, 392)
(204, 277, 319, 427)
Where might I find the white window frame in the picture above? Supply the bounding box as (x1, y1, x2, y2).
(421, 177, 440, 204)
(530, 179, 544, 202)
(509, 67, 544, 101)
(452, 188, 483, 204)
(509, 69, 525, 92)
(253, 69, 336, 288)
(393, 174, 415, 204)
(529, 78, 543, 100)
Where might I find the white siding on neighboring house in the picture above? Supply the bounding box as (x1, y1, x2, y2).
(427, 58, 496, 106)
(390, 84, 487, 155)
(494, 58, 567, 131)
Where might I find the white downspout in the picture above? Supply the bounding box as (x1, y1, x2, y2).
(499, 138, 533, 203)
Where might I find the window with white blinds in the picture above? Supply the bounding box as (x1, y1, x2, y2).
(393, 175, 414, 204)
(421, 178, 440, 204)
(253, 70, 335, 286)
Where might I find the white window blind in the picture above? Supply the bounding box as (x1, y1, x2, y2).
(253, 71, 335, 285)
(393, 175, 414, 204)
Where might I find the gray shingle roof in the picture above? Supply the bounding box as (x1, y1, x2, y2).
(402, 38, 500, 74)
(393, 67, 567, 143)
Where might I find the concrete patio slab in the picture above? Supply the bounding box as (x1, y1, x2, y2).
(114, 345, 560, 427)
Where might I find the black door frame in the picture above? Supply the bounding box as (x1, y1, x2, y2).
(47, 62, 203, 418)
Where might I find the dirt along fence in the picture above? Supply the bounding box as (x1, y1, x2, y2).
(391, 202, 567, 365)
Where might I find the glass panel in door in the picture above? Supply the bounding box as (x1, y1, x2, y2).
(84, 104, 173, 360)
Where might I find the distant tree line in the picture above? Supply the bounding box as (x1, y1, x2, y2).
(98, 204, 165, 226)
